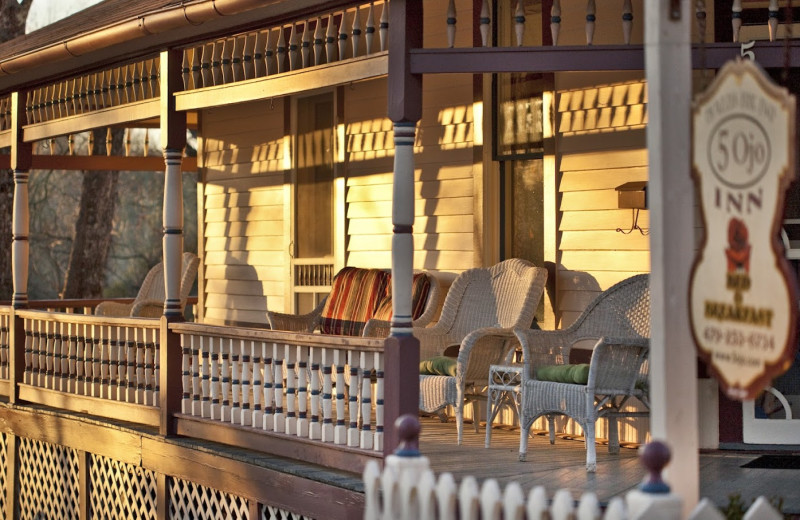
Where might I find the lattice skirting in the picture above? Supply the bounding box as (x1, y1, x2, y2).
(17, 438, 80, 520)
(9, 435, 313, 520)
(90, 454, 157, 520)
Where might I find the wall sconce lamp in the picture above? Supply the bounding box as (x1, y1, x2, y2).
(615, 181, 648, 235)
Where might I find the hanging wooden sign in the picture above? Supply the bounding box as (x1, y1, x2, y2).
(690, 59, 797, 401)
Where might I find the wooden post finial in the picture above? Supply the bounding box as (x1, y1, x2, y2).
(393, 414, 420, 457)
(639, 440, 672, 494)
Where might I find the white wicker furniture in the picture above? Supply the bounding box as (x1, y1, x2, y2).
(94, 252, 199, 318)
(418, 258, 548, 444)
(514, 274, 651, 471)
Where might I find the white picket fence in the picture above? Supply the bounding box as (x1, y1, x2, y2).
(363, 418, 783, 520)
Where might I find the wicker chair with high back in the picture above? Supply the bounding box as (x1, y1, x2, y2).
(514, 274, 651, 471)
(95, 252, 200, 318)
(417, 258, 548, 444)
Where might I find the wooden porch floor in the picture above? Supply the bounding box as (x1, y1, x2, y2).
(417, 416, 800, 515)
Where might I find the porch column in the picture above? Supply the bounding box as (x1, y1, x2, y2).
(160, 49, 187, 319)
(384, 0, 423, 456)
(10, 91, 32, 310)
(644, 0, 699, 512)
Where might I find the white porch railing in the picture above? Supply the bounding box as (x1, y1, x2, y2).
(173, 322, 386, 452)
(364, 415, 784, 520)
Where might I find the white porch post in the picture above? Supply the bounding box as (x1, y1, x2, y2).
(11, 92, 32, 310)
(645, 0, 699, 513)
(391, 122, 416, 335)
(160, 49, 187, 318)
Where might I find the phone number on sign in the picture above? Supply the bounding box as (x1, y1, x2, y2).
(703, 325, 775, 351)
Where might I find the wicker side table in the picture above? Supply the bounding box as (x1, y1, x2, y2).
(485, 364, 523, 448)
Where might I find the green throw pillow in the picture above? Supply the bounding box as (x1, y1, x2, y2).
(535, 364, 590, 385)
(419, 356, 457, 377)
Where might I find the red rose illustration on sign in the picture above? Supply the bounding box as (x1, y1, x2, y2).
(725, 217, 751, 273)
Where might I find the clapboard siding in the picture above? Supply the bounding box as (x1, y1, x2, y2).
(200, 99, 287, 326)
(344, 74, 476, 274)
(555, 73, 649, 328)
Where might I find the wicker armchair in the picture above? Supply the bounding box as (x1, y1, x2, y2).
(418, 258, 548, 444)
(514, 274, 651, 471)
(95, 252, 199, 318)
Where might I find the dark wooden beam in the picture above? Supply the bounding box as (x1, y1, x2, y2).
(0, 154, 198, 172)
(409, 41, 800, 74)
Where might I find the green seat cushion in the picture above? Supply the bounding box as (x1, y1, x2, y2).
(535, 364, 590, 385)
(419, 356, 457, 377)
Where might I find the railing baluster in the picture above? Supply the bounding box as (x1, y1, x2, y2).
(289, 23, 300, 71)
(586, 0, 596, 45)
(338, 11, 349, 60)
(243, 33, 256, 80)
(232, 35, 245, 82)
(190, 48, 202, 90)
(201, 335, 211, 417)
(182, 49, 192, 91)
(296, 346, 309, 437)
(273, 343, 285, 432)
(241, 340, 252, 426)
(254, 30, 267, 78)
(446, 0, 457, 48)
(211, 40, 224, 86)
(348, 363, 360, 447)
(285, 344, 297, 435)
(182, 333, 192, 414)
(276, 27, 287, 73)
(375, 367, 384, 452)
(732, 0, 742, 42)
(221, 37, 234, 84)
(352, 7, 362, 58)
(201, 43, 213, 87)
(480, 0, 491, 47)
(335, 351, 346, 445)
(136, 328, 146, 404)
(262, 344, 274, 430)
(322, 353, 334, 442)
(314, 17, 325, 66)
(768, 0, 779, 41)
(379, 1, 389, 51)
(365, 3, 376, 55)
(360, 353, 374, 450)
(622, 0, 633, 44)
(150, 329, 160, 406)
(265, 29, 276, 76)
(514, 0, 525, 46)
(138, 60, 148, 99)
(191, 335, 202, 416)
(251, 341, 262, 428)
(230, 339, 242, 424)
(326, 14, 337, 63)
(126, 332, 136, 402)
(100, 327, 110, 399)
(309, 351, 321, 440)
(33, 320, 43, 387)
(210, 336, 221, 420)
(85, 326, 95, 396)
(74, 324, 85, 394)
(220, 338, 231, 422)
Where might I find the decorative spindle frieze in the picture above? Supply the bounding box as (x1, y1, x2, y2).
(447, 0, 457, 48)
(586, 0, 596, 45)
